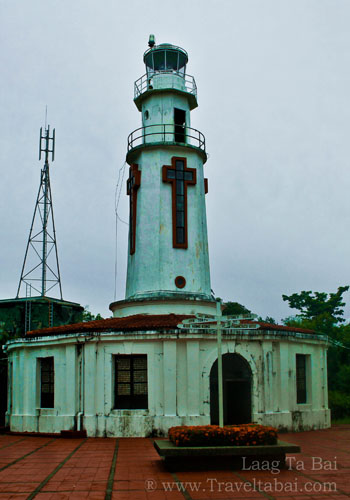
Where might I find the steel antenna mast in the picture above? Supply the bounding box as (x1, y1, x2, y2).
(17, 125, 63, 299)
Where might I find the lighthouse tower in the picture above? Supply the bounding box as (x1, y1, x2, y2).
(110, 37, 216, 317)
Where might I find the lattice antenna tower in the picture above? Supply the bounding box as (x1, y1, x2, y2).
(17, 125, 63, 299)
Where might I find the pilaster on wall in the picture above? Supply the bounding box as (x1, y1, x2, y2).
(23, 349, 31, 415)
(163, 341, 176, 416)
(176, 341, 187, 416)
(13, 350, 23, 415)
(313, 346, 326, 410)
(272, 342, 281, 412)
(104, 349, 113, 417)
(187, 341, 200, 416)
(262, 342, 273, 413)
(279, 342, 292, 412)
(153, 343, 164, 416)
(95, 343, 105, 435)
(65, 345, 77, 416)
(322, 349, 328, 408)
(84, 343, 97, 417)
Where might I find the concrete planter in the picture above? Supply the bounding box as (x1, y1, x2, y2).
(154, 439, 301, 471)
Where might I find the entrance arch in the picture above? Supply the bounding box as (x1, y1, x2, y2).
(210, 353, 252, 425)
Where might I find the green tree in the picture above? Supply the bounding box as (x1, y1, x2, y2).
(82, 307, 103, 322)
(282, 287, 350, 419)
(257, 316, 276, 324)
(222, 301, 251, 316)
(282, 286, 349, 325)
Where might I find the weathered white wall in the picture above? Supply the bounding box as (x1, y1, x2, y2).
(141, 92, 191, 131)
(6, 330, 330, 437)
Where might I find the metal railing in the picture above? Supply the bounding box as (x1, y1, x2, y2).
(127, 124, 205, 152)
(134, 72, 197, 100)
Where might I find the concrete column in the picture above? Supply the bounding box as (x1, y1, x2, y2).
(311, 347, 323, 409)
(163, 340, 176, 416)
(7, 358, 12, 419)
(279, 343, 292, 411)
(17, 350, 24, 415)
(176, 342, 187, 416)
(95, 342, 105, 435)
(65, 345, 77, 416)
(323, 348, 329, 408)
(23, 349, 30, 415)
(104, 348, 113, 415)
(262, 342, 273, 413)
(187, 341, 200, 416)
(153, 344, 164, 416)
(84, 342, 97, 417)
(255, 349, 265, 414)
(272, 342, 281, 412)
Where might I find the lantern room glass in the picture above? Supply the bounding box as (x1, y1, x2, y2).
(144, 45, 188, 78)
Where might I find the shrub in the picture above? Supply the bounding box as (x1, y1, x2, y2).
(329, 390, 350, 419)
(168, 424, 278, 447)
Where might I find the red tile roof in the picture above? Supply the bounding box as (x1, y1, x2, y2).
(26, 314, 192, 336)
(241, 320, 315, 334)
(26, 314, 315, 337)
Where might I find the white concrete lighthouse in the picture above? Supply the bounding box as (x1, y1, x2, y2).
(110, 38, 216, 318)
(5, 37, 330, 438)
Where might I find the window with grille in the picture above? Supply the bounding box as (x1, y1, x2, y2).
(40, 357, 54, 408)
(115, 355, 148, 409)
(296, 354, 308, 404)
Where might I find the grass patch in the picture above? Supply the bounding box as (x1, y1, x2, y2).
(331, 417, 350, 425)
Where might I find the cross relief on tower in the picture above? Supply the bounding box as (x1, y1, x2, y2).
(126, 164, 141, 255)
(162, 156, 196, 249)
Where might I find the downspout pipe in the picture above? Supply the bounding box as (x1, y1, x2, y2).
(77, 411, 83, 431)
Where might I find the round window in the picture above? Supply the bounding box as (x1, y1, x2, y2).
(175, 276, 186, 289)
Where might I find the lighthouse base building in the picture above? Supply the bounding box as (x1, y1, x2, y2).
(6, 317, 330, 436)
(5, 38, 330, 436)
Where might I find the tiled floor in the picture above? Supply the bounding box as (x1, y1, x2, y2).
(0, 425, 348, 499)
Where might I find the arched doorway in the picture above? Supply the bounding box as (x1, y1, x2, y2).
(210, 353, 252, 425)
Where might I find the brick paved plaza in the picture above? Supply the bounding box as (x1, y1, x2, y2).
(0, 425, 348, 499)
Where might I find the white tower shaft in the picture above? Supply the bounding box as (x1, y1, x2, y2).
(110, 42, 215, 317)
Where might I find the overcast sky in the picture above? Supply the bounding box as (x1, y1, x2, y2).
(1, 0, 350, 322)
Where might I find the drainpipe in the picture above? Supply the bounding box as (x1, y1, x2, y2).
(77, 411, 83, 431)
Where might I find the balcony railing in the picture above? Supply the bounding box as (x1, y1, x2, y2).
(127, 124, 205, 152)
(134, 71, 197, 100)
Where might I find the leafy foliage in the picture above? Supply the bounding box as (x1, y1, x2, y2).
(257, 316, 276, 324)
(82, 307, 103, 322)
(282, 286, 350, 418)
(328, 391, 350, 419)
(222, 302, 251, 316)
(282, 286, 349, 324)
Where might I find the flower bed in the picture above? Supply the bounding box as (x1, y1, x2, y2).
(168, 424, 278, 447)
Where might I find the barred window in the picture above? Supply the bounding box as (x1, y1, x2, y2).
(296, 354, 307, 404)
(115, 355, 148, 409)
(40, 357, 54, 408)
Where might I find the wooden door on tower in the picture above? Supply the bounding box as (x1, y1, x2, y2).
(210, 353, 252, 425)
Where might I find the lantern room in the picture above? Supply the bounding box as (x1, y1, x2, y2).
(134, 37, 197, 112)
(144, 43, 188, 77)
